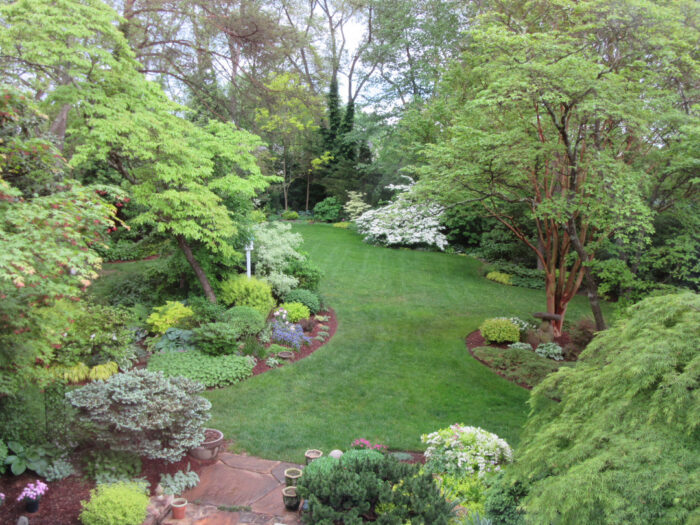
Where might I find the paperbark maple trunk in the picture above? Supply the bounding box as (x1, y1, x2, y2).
(567, 221, 606, 331)
(176, 235, 217, 304)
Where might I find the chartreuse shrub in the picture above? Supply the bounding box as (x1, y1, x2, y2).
(485, 292, 700, 524)
(279, 302, 310, 322)
(281, 210, 299, 220)
(298, 450, 454, 524)
(479, 318, 520, 344)
(218, 275, 276, 316)
(148, 351, 254, 388)
(223, 306, 266, 337)
(284, 288, 321, 314)
(66, 370, 211, 462)
(486, 271, 513, 286)
(146, 301, 195, 334)
(80, 481, 150, 525)
(332, 221, 350, 228)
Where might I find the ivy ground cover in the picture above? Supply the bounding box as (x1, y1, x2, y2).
(206, 224, 598, 462)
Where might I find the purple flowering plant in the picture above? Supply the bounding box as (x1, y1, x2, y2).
(351, 438, 388, 453)
(16, 480, 48, 502)
(271, 308, 310, 350)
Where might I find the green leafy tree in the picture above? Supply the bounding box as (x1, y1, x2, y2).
(486, 292, 700, 524)
(0, 87, 120, 395)
(415, 0, 698, 333)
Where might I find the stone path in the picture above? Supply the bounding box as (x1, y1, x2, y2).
(161, 453, 303, 525)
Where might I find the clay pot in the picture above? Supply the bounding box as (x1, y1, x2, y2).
(282, 486, 300, 511)
(189, 428, 224, 460)
(171, 497, 187, 519)
(304, 449, 322, 464)
(284, 467, 303, 486)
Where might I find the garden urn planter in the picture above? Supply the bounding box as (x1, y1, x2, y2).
(171, 497, 187, 519)
(189, 428, 224, 460)
(304, 449, 322, 464)
(24, 498, 40, 513)
(282, 486, 300, 511)
(284, 467, 303, 486)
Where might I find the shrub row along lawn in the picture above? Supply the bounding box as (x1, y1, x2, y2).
(205, 224, 598, 463)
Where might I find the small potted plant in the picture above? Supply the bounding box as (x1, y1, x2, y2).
(304, 449, 322, 464)
(171, 497, 188, 519)
(284, 467, 303, 486)
(189, 428, 224, 460)
(16, 480, 48, 513)
(282, 486, 300, 511)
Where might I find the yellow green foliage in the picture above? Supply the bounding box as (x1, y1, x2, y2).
(80, 482, 149, 525)
(479, 318, 520, 344)
(88, 362, 119, 381)
(147, 301, 194, 334)
(279, 302, 311, 323)
(63, 362, 90, 383)
(333, 222, 351, 229)
(219, 275, 276, 316)
(486, 271, 513, 286)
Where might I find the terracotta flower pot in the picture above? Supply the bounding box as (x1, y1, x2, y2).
(171, 497, 187, 519)
(284, 467, 303, 486)
(304, 449, 322, 464)
(282, 486, 300, 511)
(189, 428, 224, 460)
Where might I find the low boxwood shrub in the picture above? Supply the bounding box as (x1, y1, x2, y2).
(279, 302, 311, 322)
(479, 318, 520, 344)
(298, 450, 454, 524)
(313, 197, 342, 222)
(148, 351, 254, 388)
(218, 275, 276, 316)
(80, 482, 150, 525)
(281, 210, 299, 220)
(486, 271, 513, 286)
(193, 322, 241, 356)
(284, 289, 321, 314)
(421, 424, 513, 477)
(66, 370, 211, 462)
(146, 301, 195, 334)
(223, 306, 266, 337)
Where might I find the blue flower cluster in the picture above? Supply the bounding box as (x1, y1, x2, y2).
(271, 319, 310, 350)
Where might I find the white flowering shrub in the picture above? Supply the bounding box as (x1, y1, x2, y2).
(355, 194, 447, 250)
(421, 424, 513, 477)
(251, 222, 304, 295)
(343, 191, 371, 220)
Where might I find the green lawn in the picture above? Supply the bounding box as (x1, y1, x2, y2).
(205, 224, 599, 463)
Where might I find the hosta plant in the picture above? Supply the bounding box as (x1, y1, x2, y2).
(535, 342, 564, 361)
(422, 424, 513, 477)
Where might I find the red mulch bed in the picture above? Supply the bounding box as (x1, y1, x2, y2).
(251, 308, 338, 376)
(0, 454, 213, 525)
(465, 330, 574, 391)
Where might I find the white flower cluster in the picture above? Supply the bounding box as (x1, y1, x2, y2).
(355, 190, 448, 250)
(421, 424, 513, 477)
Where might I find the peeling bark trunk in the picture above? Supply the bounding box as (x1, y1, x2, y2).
(176, 235, 217, 303)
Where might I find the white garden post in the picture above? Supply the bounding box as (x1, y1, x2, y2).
(245, 239, 254, 278)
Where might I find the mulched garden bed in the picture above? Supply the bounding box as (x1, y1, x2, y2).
(0, 454, 211, 525)
(466, 330, 574, 390)
(251, 307, 338, 376)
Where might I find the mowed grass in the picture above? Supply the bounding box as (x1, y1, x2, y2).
(206, 224, 599, 463)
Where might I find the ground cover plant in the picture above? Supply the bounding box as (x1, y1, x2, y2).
(205, 224, 599, 460)
(471, 347, 572, 389)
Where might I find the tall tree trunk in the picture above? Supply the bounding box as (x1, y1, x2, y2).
(282, 153, 289, 211)
(49, 103, 71, 151)
(567, 221, 606, 331)
(305, 171, 312, 211)
(176, 235, 217, 303)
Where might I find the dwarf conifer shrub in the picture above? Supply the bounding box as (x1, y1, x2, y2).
(66, 370, 211, 463)
(193, 322, 241, 356)
(223, 306, 266, 337)
(479, 318, 520, 344)
(486, 292, 700, 524)
(298, 451, 454, 524)
(80, 482, 149, 525)
(218, 275, 276, 316)
(284, 289, 321, 314)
